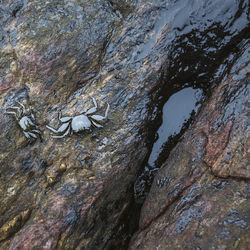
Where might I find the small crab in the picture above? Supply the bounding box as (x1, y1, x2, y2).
(4, 101, 41, 140)
(46, 97, 109, 138)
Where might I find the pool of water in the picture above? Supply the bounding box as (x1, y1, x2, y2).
(148, 87, 203, 167)
(134, 87, 204, 204)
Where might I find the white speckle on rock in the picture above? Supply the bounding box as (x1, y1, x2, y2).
(43, 240, 52, 249)
(97, 137, 109, 150)
(103, 137, 108, 145)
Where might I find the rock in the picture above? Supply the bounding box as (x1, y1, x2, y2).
(0, 0, 171, 249)
(129, 35, 250, 250)
(0, 0, 249, 249)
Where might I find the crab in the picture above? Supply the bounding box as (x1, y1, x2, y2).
(4, 101, 41, 140)
(46, 97, 110, 138)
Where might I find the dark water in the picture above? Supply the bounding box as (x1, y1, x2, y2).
(134, 87, 204, 204)
(148, 87, 203, 167)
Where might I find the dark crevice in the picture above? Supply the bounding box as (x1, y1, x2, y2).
(104, 185, 141, 250)
(11, 3, 23, 17)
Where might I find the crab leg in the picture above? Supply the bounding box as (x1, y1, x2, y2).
(6, 106, 19, 110)
(59, 112, 72, 122)
(27, 132, 38, 139)
(85, 97, 98, 115)
(5, 110, 17, 115)
(24, 131, 38, 139)
(46, 125, 59, 133)
(25, 119, 35, 127)
(92, 97, 97, 107)
(105, 103, 110, 118)
(23, 131, 31, 139)
(30, 112, 35, 121)
(31, 129, 41, 134)
(5, 107, 21, 117)
(52, 125, 71, 138)
(91, 120, 103, 128)
(4, 111, 18, 119)
(17, 101, 27, 113)
(46, 122, 70, 133)
(90, 103, 109, 121)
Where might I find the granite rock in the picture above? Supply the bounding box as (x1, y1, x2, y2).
(0, 0, 249, 249)
(129, 36, 250, 250)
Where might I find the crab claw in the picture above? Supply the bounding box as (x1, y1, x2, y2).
(90, 103, 109, 121)
(51, 126, 71, 138)
(46, 122, 70, 133)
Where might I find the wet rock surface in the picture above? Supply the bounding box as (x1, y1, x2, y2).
(129, 34, 250, 250)
(0, 0, 249, 249)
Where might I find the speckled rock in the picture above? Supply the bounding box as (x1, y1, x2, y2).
(129, 38, 250, 250)
(0, 0, 177, 249)
(0, 0, 249, 249)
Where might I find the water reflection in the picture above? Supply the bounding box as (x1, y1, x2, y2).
(134, 87, 203, 204)
(148, 87, 203, 167)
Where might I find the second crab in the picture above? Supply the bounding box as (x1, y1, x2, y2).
(46, 98, 109, 138)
